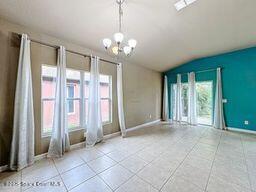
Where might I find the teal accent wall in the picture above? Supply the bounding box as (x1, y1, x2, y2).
(165, 47, 256, 131)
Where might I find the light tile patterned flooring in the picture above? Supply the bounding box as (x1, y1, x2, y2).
(1, 122, 256, 192)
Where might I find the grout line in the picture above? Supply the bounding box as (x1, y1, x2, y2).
(97, 175, 115, 192)
(15, 125, 255, 192)
(203, 130, 222, 191)
(158, 128, 206, 191)
(52, 158, 69, 192)
(57, 155, 114, 192)
(241, 133, 254, 191)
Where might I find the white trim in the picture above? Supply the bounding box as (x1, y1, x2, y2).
(70, 142, 85, 150)
(127, 119, 161, 132)
(161, 119, 173, 124)
(104, 131, 121, 139)
(0, 165, 8, 172)
(227, 127, 256, 135)
(35, 131, 121, 162)
(34, 153, 47, 161)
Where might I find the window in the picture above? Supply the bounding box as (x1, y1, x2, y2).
(41, 65, 57, 135)
(66, 69, 81, 129)
(84, 73, 112, 124)
(100, 75, 112, 124)
(84, 72, 90, 125)
(196, 81, 213, 125)
(41, 65, 112, 136)
(67, 85, 75, 113)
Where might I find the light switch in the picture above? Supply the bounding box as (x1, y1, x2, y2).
(222, 99, 227, 103)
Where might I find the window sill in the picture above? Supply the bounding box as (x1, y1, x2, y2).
(42, 127, 86, 138)
(41, 122, 112, 138)
(103, 121, 112, 126)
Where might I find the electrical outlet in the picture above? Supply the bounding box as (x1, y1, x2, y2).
(149, 114, 152, 119)
(244, 120, 249, 125)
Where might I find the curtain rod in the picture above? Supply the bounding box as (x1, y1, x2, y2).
(178, 68, 222, 76)
(15, 33, 119, 66)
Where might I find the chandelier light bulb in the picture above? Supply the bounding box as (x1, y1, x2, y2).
(123, 46, 132, 56)
(128, 39, 137, 49)
(103, 38, 112, 49)
(102, 0, 137, 57)
(114, 32, 124, 44)
(112, 46, 119, 55)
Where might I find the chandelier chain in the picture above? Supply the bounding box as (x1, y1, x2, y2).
(118, 2, 123, 32)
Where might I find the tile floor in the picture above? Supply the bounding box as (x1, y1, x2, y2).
(1, 122, 256, 192)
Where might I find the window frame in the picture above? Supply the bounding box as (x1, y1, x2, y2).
(66, 68, 83, 131)
(41, 64, 57, 137)
(181, 82, 189, 122)
(67, 83, 76, 115)
(195, 80, 213, 126)
(171, 83, 177, 121)
(100, 75, 113, 125)
(41, 65, 113, 137)
(83, 72, 113, 126)
(171, 80, 214, 126)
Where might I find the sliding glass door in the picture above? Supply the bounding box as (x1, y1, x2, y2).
(171, 81, 213, 125)
(171, 84, 177, 120)
(181, 83, 188, 122)
(196, 81, 213, 125)
(171, 83, 188, 122)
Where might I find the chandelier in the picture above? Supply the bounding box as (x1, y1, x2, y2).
(102, 0, 137, 56)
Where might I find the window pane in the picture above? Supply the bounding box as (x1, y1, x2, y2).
(42, 100, 54, 134)
(100, 74, 109, 83)
(84, 81, 90, 98)
(181, 83, 188, 121)
(196, 82, 213, 125)
(67, 99, 75, 114)
(100, 82, 110, 98)
(42, 66, 57, 99)
(67, 85, 75, 98)
(85, 98, 89, 124)
(101, 99, 110, 122)
(84, 72, 90, 98)
(67, 100, 80, 129)
(171, 84, 177, 120)
(66, 69, 80, 98)
(100, 74, 110, 98)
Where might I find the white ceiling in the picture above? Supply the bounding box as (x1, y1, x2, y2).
(0, 0, 256, 72)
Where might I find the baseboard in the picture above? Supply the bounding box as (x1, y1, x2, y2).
(228, 127, 256, 135)
(161, 119, 172, 124)
(70, 141, 86, 150)
(127, 119, 161, 132)
(35, 131, 121, 162)
(103, 131, 121, 139)
(84, 131, 121, 140)
(34, 153, 47, 161)
(0, 165, 8, 172)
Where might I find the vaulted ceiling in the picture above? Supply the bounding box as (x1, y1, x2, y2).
(0, 0, 256, 71)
